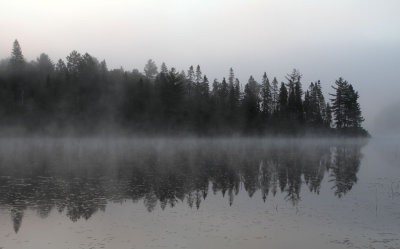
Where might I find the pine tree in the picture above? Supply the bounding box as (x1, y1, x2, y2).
(305, 81, 325, 126)
(36, 53, 54, 73)
(186, 65, 195, 97)
(10, 39, 25, 69)
(261, 72, 272, 119)
(55, 59, 68, 75)
(278, 82, 288, 114)
(243, 76, 261, 131)
(271, 77, 279, 113)
(330, 78, 364, 129)
(220, 77, 229, 100)
(234, 78, 241, 102)
(160, 62, 168, 74)
(303, 90, 311, 122)
(212, 79, 220, 96)
(315, 80, 326, 123)
(325, 102, 332, 127)
(187, 65, 194, 82)
(285, 70, 301, 119)
(294, 79, 303, 122)
(330, 77, 347, 128)
(202, 75, 209, 96)
(228, 68, 235, 87)
(99, 60, 108, 76)
(144, 59, 158, 80)
(195, 65, 202, 85)
(345, 85, 364, 127)
(66, 50, 82, 77)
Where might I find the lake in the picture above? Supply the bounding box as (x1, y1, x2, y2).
(0, 137, 399, 249)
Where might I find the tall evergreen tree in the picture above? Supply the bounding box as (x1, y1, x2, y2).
(294, 80, 304, 122)
(144, 59, 158, 80)
(242, 76, 261, 131)
(285, 69, 303, 123)
(278, 83, 288, 114)
(315, 81, 326, 122)
(160, 62, 168, 74)
(271, 77, 279, 113)
(345, 85, 364, 128)
(9, 39, 25, 69)
(66, 51, 82, 77)
(260, 72, 272, 119)
(195, 65, 202, 85)
(325, 102, 332, 127)
(187, 65, 194, 82)
(330, 77, 347, 128)
(330, 78, 364, 129)
(228, 68, 235, 87)
(201, 75, 210, 96)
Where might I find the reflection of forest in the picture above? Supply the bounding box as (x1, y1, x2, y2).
(0, 140, 365, 233)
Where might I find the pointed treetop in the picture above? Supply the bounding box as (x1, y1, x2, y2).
(144, 59, 158, 79)
(160, 62, 168, 74)
(195, 65, 202, 84)
(228, 67, 235, 86)
(10, 39, 25, 68)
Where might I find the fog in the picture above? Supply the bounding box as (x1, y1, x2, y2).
(372, 101, 400, 136)
(1, 0, 399, 132)
(1, 1, 399, 248)
(1, 137, 400, 248)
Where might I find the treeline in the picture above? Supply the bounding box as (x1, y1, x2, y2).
(0, 40, 367, 135)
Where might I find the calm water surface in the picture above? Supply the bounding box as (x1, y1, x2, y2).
(0, 137, 399, 249)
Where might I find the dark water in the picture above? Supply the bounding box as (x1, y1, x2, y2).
(0, 137, 399, 249)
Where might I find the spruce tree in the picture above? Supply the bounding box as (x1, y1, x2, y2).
(228, 68, 235, 87)
(271, 77, 279, 113)
(160, 62, 168, 74)
(330, 77, 347, 128)
(261, 72, 272, 119)
(294, 80, 303, 122)
(66, 50, 82, 77)
(243, 76, 261, 131)
(195, 65, 202, 85)
(10, 39, 25, 69)
(325, 102, 332, 127)
(144, 59, 158, 80)
(278, 82, 288, 114)
(345, 85, 364, 127)
(330, 78, 364, 129)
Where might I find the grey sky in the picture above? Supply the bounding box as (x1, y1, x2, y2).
(1, 0, 399, 132)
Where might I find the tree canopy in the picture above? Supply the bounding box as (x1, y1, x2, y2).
(0, 40, 368, 136)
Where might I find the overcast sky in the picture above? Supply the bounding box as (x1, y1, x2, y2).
(1, 0, 399, 132)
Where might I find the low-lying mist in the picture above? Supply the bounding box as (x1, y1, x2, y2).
(0, 136, 369, 174)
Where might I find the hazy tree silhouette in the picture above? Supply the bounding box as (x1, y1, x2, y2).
(0, 39, 368, 135)
(0, 139, 366, 232)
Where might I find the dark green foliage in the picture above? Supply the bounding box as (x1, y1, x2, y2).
(285, 69, 303, 123)
(0, 40, 367, 136)
(260, 72, 272, 120)
(242, 76, 261, 132)
(330, 78, 364, 130)
(144, 59, 158, 80)
(278, 83, 288, 114)
(10, 40, 25, 70)
(304, 81, 327, 126)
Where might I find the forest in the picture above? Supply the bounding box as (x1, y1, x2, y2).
(0, 40, 368, 136)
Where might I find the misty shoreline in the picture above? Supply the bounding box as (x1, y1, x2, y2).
(0, 129, 371, 139)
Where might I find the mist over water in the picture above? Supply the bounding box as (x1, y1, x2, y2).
(1, 1, 399, 248)
(0, 137, 399, 249)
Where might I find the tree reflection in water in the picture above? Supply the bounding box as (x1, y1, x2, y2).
(0, 139, 366, 233)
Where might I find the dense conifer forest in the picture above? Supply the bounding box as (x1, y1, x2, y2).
(0, 40, 368, 136)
